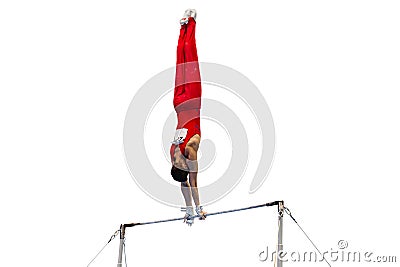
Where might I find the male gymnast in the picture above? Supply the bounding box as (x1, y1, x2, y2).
(170, 9, 207, 226)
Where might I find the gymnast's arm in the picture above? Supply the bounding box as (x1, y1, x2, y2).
(185, 134, 200, 176)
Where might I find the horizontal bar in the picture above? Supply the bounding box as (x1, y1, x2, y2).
(124, 200, 282, 228)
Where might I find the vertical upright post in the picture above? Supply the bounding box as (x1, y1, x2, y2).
(276, 201, 284, 267)
(117, 224, 126, 267)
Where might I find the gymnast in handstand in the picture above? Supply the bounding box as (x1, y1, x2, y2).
(170, 9, 207, 226)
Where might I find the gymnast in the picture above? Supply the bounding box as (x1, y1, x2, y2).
(170, 9, 207, 226)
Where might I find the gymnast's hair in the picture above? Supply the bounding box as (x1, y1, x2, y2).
(171, 165, 188, 182)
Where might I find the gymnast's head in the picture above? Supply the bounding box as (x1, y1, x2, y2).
(171, 145, 189, 182)
(170, 135, 200, 182)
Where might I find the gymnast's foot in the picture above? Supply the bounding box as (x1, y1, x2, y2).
(196, 205, 207, 220)
(180, 9, 191, 25)
(189, 9, 197, 21)
(180, 9, 197, 25)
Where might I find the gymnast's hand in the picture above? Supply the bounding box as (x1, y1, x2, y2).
(196, 206, 207, 220)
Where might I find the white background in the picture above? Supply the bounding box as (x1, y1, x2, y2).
(1, 1, 399, 267)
